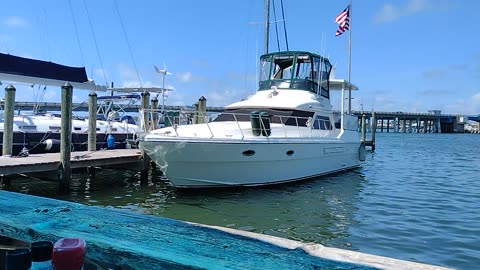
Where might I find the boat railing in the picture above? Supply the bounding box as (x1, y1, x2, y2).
(140, 109, 337, 139)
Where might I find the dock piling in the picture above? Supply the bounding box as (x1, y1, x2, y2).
(198, 96, 207, 124)
(361, 114, 366, 143)
(88, 91, 97, 151)
(2, 84, 16, 157)
(59, 82, 73, 194)
(140, 91, 151, 182)
(141, 91, 150, 132)
(370, 112, 376, 151)
(151, 97, 159, 130)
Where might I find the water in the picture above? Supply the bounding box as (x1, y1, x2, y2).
(2, 133, 480, 269)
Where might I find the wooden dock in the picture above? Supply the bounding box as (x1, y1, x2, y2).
(0, 190, 451, 270)
(0, 149, 143, 176)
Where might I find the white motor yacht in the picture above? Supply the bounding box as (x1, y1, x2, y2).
(140, 50, 363, 188)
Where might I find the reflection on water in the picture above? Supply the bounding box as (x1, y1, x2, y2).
(2, 167, 366, 250)
(2, 133, 480, 270)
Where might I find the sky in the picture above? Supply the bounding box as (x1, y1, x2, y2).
(0, 0, 479, 115)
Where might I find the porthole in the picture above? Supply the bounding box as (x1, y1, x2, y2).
(242, 150, 256, 156)
(286, 150, 294, 156)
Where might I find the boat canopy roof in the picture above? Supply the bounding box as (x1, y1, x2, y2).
(0, 52, 88, 83)
(258, 51, 333, 98)
(0, 52, 106, 91)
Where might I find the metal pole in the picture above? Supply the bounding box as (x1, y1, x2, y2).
(59, 82, 73, 194)
(2, 84, 16, 157)
(347, 0, 352, 114)
(161, 73, 165, 113)
(264, 0, 270, 54)
(88, 91, 97, 151)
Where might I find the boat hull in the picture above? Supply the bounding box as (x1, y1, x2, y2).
(140, 138, 361, 188)
(0, 131, 136, 156)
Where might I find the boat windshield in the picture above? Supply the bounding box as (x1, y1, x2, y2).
(259, 51, 332, 98)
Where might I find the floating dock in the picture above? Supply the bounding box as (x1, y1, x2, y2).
(0, 190, 451, 270)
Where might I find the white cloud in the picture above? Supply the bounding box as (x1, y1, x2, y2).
(374, 0, 432, 23)
(3, 16, 29, 27)
(176, 71, 192, 83)
(430, 92, 480, 115)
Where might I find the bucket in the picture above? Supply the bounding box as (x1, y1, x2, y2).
(250, 111, 260, 136)
(259, 112, 271, 136)
(52, 238, 86, 270)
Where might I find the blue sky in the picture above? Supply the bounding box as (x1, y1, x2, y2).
(1, 0, 479, 115)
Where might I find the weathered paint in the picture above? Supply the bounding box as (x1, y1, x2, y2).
(0, 191, 450, 270)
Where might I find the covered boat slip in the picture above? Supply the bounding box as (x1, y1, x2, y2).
(0, 190, 450, 270)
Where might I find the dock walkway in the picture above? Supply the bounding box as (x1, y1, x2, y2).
(0, 149, 143, 176)
(0, 191, 451, 270)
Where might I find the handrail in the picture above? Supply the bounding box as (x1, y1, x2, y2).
(141, 109, 341, 139)
(232, 113, 244, 139)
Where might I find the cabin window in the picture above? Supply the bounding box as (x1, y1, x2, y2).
(259, 55, 272, 82)
(271, 54, 295, 88)
(295, 55, 313, 80)
(312, 116, 332, 130)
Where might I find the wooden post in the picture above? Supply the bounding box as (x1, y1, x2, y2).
(151, 97, 159, 130)
(140, 91, 151, 182)
(141, 91, 150, 132)
(361, 114, 366, 143)
(371, 112, 376, 151)
(193, 102, 199, 124)
(88, 91, 97, 151)
(198, 96, 207, 124)
(59, 82, 73, 194)
(2, 84, 15, 157)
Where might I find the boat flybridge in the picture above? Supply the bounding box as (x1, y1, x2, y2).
(140, 50, 363, 188)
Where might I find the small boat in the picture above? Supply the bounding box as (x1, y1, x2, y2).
(139, 50, 363, 188)
(0, 95, 142, 156)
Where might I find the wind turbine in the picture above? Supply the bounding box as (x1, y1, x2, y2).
(153, 63, 173, 113)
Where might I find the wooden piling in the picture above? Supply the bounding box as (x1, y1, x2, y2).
(88, 91, 97, 152)
(361, 114, 366, 143)
(198, 96, 207, 124)
(370, 112, 376, 151)
(140, 91, 151, 182)
(2, 84, 15, 157)
(59, 82, 73, 194)
(141, 91, 150, 132)
(151, 97, 159, 130)
(193, 102, 200, 124)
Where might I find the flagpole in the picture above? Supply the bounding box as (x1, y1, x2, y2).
(347, 0, 352, 114)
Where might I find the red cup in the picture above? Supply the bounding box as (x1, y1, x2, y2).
(51, 238, 86, 270)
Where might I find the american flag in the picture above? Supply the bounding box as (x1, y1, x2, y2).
(335, 5, 350, 36)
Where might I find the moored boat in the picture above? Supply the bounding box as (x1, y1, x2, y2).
(140, 50, 363, 188)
